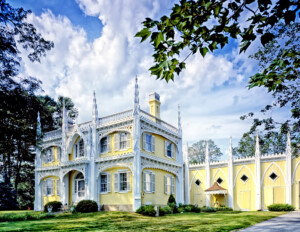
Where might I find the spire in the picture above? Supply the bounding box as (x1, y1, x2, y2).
(178, 104, 181, 130)
(36, 112, 42, 138)
(205, 140, 210, 163)
(286, 132, 291, 156)
(228, 136, 232, 160)
(62, 98, 68, 134)
(255, 131, 260, 158)
(92, 90, 98, 124)
(134, 76, 140, 115)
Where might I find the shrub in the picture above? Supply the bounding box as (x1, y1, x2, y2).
(75, 200, 98, 213)
(184, 205, 192, 212)
(168, 194, 176, 204)
(178, 207, 184, 213)
(163, 206, 173, 214)
(136, 205, 156, 216)
(158, 206, 166, 216)
(216, 207, 233, 211)
(202, 207, 216, 212)
(44, 201, 62, 212)
(268, 204, 295, 211)
(190, 205, 201, 213)
(167, 202, 179, 213)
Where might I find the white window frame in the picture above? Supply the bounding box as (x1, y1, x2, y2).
(164, 174, 175, 195)
(100, 172, 111, 193)
(74, 173, 85, 198)
(56, 179, 60, 196)
(74, 138, 85, 159)
(100, 136, 111, 154)
(44, 178, 54, 196)
(143, 133, 155, 153)
(165, 141, 174, 158)
(143, 171, 155, 193)
(114, 170, 131, 193)
(45, 148, 54, 163)
(114, 133, 131, 151)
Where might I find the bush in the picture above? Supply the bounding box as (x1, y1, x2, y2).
(216, 207, 233, 211)
(168, 194, 176, 204)
(178, 207, 184, 213)
(163, 206, 173, 214)
(184, 205, 192, 212)
(0, 212, 55, 222)
(190, 205, 201, 213)
(158, 206, 166, 216)
(167, 202, 179, 213)
(75, 200, 98, 213)
(201, 207, 216, 212)
(136, 205, 156, 217)
(44, 201, 62, 212)
(268, 204, 295, 211)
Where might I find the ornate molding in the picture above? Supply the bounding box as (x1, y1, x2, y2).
(141, 152, 182, 168)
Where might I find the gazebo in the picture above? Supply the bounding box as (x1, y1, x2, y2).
(205, 182, 227, 207)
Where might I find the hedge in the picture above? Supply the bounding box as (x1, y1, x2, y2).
(268, 204, 295, 211)
(44, 201, 62, 212)
(75, 200, 98, 213)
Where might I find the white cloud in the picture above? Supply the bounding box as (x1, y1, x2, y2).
(18, 0, 286, 155)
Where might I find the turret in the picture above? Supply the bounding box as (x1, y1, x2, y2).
(149, 92, 161, 119)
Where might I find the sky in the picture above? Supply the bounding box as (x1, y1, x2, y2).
(7, 0, 288, 159)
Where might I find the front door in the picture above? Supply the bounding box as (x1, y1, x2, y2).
(194, 193, 203, 207)
(239, 190, 250, 211)
(72, 172, 85, 204)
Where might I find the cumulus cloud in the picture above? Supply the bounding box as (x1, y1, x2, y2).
(18, 0, 284, 155)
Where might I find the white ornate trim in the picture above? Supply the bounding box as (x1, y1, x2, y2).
(261, 162, 286, 186)
(189, 170, 205, 192)
(205, 190, 227, 195)
(211, 168, 227, 184)
(140, 152, 181, 167)
(233, 165, 256, 188)
(292, 160, 300, 183)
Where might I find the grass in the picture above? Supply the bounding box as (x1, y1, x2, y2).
(0, 210, 285, 232)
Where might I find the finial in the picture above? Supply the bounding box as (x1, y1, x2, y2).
(92, 90, 98, 123)
(134, 76, 140, 114)
(178, 104, 181, 129)
(36, 111, 42, 138)
(286, 131, 291, 156)
(255, 131, 260, 158)
(205, 140, 210, 163)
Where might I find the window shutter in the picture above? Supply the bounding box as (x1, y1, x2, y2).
(107, 136, 111, 152)
(50, 179, 54, 195)
(164, 176, 167, 194)
(151, 173, 155, 193)
(43, 180, 46, 196)
(99, 175, 102, 192)
(114, 173, 119, 192)
(172, 144, 175, 158)
(165, 141, 167, 157)
(107, 173, 111, 192)
(126, 133, 131, 149)
(52, 147, 55, 162)
(143, 133, 146, 150)
(142, 172, 147, 192)
(171, 176, 175, 194)
(127, 171, 131, 192)
(56, 179, 60, 196)
(75, 180, 77, 193)
(151, 135, 155, 153)
(114, 133, 119, 151)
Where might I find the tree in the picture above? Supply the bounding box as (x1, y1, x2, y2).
(233, 131, 287, 158)
(0, 170, 18, 210)
(135, 0, 299, 82)
(241, 22, 299, 155)
(188, 139, 223, 164)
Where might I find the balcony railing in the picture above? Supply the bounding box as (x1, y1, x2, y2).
(43, 129, 62, 141)
(140, 110, 178, 134)
(98, 109, 133, 125)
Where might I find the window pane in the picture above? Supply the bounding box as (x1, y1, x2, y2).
(101, 175, 107, 192)
(167, 143, 172, 157)
(145, 173, 151, 192)
(119, 173, 127, 191)
(146, 134, 152, 151)
(100, 137, 107, 153)
(120, 133, 127, 150)
(79, 140, 84, 157)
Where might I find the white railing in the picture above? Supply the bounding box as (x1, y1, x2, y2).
(140, 110, 178, 134)
(99, 109, 133, 125)
(43, 129, 62, 140)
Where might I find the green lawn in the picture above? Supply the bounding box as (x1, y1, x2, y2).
(0, 211, 285, 232)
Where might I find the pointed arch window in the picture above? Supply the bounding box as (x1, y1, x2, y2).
(216, 177, 223, 185)
(44, 147, 54, 163)
(269, 172, 278, 181)
(195, 179, 201, 186)
(74, 138, 84, 158)
(240, 174, 248, 183)
(75, 173, 85, 197)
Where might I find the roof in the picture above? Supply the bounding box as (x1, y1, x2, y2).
(205, 182, 227, 192)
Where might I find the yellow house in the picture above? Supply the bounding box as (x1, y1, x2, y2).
(187, 134, 300, 211)
(34, 78, 183, 211)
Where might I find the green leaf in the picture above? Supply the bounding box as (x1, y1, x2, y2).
(261, 33, 275, 46)
(200, 47, 209, 57)
(135, 28, 151, 42)
(153, 32, 164, 48)
(214, 5, 221, 16)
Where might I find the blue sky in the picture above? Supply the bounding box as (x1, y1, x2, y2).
(7, 0, 287, 158)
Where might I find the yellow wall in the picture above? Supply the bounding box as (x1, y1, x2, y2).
(43, 146, 60, 167)
(43, 176, 60, 206)
(99, 132, 132, 158)
(99, 167, 133, 206)
(262, 161, 286, 210)
(141, 133, 176, 162)
(189, 169, 206, 207)
(141, 168, 176, 206)
(233, 164, 256, 211)
(292, 156, 300, 209)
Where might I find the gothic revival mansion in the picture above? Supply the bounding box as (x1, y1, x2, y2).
(34, 78, 300, 211)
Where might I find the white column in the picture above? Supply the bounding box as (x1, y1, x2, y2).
(205, 141, 210, 207)
(228, 137, 234, 208)
(183, 143, 190, 204)
(286, 132, 292, 205)
(255, 132, 261, 210)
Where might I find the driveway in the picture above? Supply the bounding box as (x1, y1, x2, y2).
(240, 211, 300, 232)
